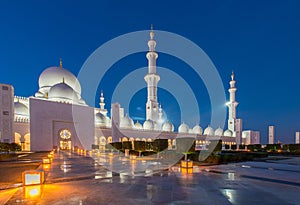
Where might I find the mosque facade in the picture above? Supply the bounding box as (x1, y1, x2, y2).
(0, 30, 260, 151)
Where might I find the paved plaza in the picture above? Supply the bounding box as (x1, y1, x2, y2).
(0, 151, 300, 204)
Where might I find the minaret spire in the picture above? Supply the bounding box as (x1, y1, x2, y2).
(227, 70, 239, 133)
(99, 91, 105, 110)
(144, 26, 160, 121)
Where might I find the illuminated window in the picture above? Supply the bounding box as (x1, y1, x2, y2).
(60, 129, 71, 140)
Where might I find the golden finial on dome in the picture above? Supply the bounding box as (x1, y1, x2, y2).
(60, 58, 63, 68)
(231, 70, 234, 81)
(150, 24, 154, 39)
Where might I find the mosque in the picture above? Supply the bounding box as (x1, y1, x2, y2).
(0, 30, 260, 151)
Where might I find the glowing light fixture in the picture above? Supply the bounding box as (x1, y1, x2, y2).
(180, 160, 193, 174)
(42, 158, 51, 164)
(22, 170, 44, 186)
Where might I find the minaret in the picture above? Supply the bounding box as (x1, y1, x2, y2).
(227, 71, 239, 133)
(99, 91, 107, 116)
(144, 25, 160, 121)
(99, 91, 105, 110)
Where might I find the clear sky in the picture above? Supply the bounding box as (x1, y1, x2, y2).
(0, 0, 299, 143)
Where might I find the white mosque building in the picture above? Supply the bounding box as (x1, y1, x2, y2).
(0, 29, 260, 151)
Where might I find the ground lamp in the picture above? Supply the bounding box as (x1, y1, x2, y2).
(181, 160, 193, 174)
(22, 170, 45, 186)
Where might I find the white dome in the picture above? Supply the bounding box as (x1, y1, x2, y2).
(95, 112, 106, 125)
(38, 66, 81, 95)
(162, 121, 174, 132)
(48, 82, 79, 102)
(14, 101, 29, 116)
(224, 129, 233, 137)
(215, 127, 224, 136)
(134, 121, 143, 130)
(204, 126, 214, 136)
(192, 125, 203, 135)
(178, 122, 189, 133)
(120, 114, 134, 129)
(143, 119, 154, 130)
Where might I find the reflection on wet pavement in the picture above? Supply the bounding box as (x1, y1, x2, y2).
(2, 151, 300, 204)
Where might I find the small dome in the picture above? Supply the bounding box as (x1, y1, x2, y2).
(224, 129, 233, 137)
(120, 114, 134, 129)
(14, 101, 29, 116)
(38, 66, 81, 95)
(134, 121, 143, 130)
(204, 126, 214, 136)
(162, 121, 174, 132)
(192, 125, 203, 135)
(48, 82, 79, 102)
(178, 122, 189, 133)
(215, 127, 224, 136)
(35, 91, 44, 98)
(95, 112, 106, 125)
(143, 119, 154, 130)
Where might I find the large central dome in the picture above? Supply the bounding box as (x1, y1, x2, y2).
(38, 65, 81, 95)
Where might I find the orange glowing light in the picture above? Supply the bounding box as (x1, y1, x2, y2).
(43, 164, 50, 170)
(43, 158, 51, 164)
(181, 167, 193, 174)
(24, 185, 42, 199)
(181, 160, 193, 168)
(22, 170, 44, 186)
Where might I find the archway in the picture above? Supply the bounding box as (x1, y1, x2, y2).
(14, 132, 21, 145)
(59, 129, 72, 150)
(24, 133, 30, 151)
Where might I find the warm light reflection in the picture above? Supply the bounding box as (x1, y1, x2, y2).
(24, 185, 42, 199)
(181, 167, 193, 174)
(43, 164, 50, 171)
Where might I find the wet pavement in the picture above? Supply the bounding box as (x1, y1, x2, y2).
(1, 151, 300, 204)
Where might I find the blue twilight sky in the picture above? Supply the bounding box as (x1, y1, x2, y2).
(0, 0, 300, 143)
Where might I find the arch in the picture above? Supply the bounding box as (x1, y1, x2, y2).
(129, 137, 134, 142)
(122, 137, 128, 142)
(14, 132, 21, 145)
(107, 136, 113, 143)
(135, 138, 141, 141)
(59, 129, 72, 150)
(141, 138, 146, 142)
(24, 133, 30, 151)
(172, 139, 176, 146)
(99, 136, 106, 145)
(147, 138, 152, 142)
